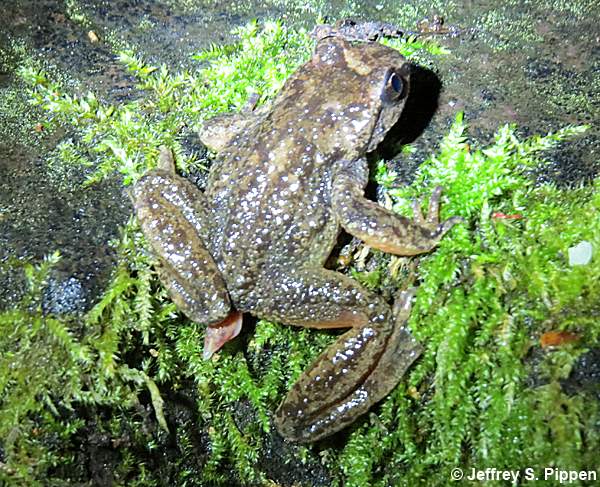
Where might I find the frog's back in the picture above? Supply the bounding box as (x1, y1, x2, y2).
(203, 35, 410, 306)
(205, 119, 339, 293)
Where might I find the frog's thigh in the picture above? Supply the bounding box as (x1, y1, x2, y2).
(332, 159, 461, 256)
(266, 268, 422, 442)
(134, 170, 231, 325)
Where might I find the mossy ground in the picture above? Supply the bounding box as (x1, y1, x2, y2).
(1, 17, 598, 487)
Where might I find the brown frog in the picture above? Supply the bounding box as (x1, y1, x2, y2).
(132, 34, 461, 442)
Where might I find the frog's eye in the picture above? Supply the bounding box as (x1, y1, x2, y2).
(390, 73, 403, 92)
(382, 71, 407, 102)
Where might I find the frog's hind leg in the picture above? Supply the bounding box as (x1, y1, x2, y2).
(262, 268, 422, 442)
(134, 151, 239, 357)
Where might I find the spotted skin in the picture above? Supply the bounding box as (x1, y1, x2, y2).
(133, 36, 460, 442)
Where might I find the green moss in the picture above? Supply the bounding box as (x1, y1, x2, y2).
(64, 0, 93, 28)
(16, 21, 313, 187)
(336, 115, 597, 486)
(0, 222, 173, 484)
(2, 20, 598, 486)
(0, 41, 50, 146)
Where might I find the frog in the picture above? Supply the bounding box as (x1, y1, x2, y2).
(132, 33, 461, 443)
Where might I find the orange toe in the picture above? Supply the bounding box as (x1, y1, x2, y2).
(203, 311, 243, 359)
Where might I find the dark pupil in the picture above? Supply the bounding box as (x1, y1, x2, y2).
(390, 73, 402, 92)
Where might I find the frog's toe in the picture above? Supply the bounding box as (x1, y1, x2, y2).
(203, 311, 243, 360)
(413, 186, 464, 238)
(433, 216, 464, 239)
(412, 186, 445, 229)
(392, 287, 417, 322)
(426, 185, 444, 224)
(411, 198, 426, 226)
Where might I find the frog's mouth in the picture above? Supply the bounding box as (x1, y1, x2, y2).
(367, 104, 405, 153)
(367, 113, 392, 152)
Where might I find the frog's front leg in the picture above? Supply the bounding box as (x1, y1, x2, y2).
(133, 148, 241, 358)
(331, 158, 462, 255)
(269, 268, 422, 442)
(198, 94, 262, 153)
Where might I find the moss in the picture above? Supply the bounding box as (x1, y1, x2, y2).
(2, 20, 598, 486)
(16, 21, 313, 187)
(0, 42, 50, 147)
(0, 222, 174, 484)
(64, 0, 93, 29)
(348, 115, 597, 486)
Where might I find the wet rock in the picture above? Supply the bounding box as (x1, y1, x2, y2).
(42, 275, 88, 314)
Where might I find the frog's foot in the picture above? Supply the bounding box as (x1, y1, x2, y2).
(412, 186, 463, 238)
(263, 268, 422, 442)
(203, 311, 244, 360)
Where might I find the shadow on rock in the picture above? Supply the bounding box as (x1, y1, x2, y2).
(375, 64, 442, 160)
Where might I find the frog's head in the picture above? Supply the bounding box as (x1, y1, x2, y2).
(338, 38, 411, 153)
(298, 36, 411, 157)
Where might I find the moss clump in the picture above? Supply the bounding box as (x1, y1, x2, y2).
(17, 21, 313, 187)
(335, 115, 597, 486)
(2, 20, 598, 486)
(0, 224, 177, 485)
